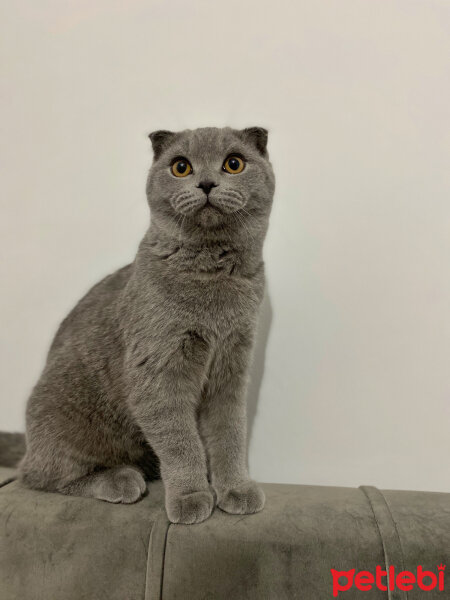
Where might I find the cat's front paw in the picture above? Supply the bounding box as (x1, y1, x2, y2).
(166, 489, 215, 524)
(216, 480, 265, 515)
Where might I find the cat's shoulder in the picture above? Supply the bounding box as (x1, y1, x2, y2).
(49, 263, 134, 351)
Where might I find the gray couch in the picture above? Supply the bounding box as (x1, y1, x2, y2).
(1, 466, 449, 599)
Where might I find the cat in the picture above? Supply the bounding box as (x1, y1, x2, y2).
(8, 126, 275, 524)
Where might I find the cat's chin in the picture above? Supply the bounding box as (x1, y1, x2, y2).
(196, 205, 224, 228)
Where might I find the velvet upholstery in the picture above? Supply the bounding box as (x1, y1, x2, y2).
(1, 470, 449, 599)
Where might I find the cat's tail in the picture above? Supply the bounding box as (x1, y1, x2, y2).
(0, 432, 26, 468)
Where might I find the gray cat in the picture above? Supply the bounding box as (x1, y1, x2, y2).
(13, 126, 275, 524)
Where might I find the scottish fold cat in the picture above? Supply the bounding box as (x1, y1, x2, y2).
(17, 126, 275, 524)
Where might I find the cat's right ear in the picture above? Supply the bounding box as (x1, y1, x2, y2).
(148, 130, 176, 160)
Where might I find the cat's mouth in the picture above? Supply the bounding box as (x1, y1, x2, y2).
(171, 190, 246, 228)
(203, 199, 220, 211)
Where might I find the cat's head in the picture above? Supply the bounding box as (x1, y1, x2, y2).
(146, 127, 275, 241)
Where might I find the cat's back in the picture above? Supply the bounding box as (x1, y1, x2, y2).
(49, 263, 133, 354)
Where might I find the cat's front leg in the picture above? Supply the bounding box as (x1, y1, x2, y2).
(127, 330, 214, 524)
(199, 330, 265, 515)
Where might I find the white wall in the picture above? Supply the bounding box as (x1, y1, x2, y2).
(1, 0, 449, 492)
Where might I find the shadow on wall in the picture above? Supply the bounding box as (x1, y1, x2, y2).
(247, 290, 272, 449)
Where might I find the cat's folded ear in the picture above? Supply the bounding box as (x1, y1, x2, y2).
(240, 127, 269, 156)
(148, 130, 176, 160)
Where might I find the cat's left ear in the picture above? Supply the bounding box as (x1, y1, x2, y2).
(148, 130, 176, 160)
(240, 127, 269, 157)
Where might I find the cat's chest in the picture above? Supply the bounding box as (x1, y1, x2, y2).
(156, 270, 263, 334)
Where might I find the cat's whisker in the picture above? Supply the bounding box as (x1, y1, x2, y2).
(232, 212, 251, 247)
(234, 210, 255, 244)
(238, 206, 253, 219)
(178, 216, 186, 246)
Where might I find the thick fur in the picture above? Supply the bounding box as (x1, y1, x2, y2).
(17, 127, 275, 523)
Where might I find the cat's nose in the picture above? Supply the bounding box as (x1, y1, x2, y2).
(197, 181, 218, 195)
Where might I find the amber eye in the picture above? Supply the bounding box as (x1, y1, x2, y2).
(171, 158, 192, 177)
(223, 155, 245, 174)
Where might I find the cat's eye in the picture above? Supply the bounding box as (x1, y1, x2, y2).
(223, 155, 245, 174)
(171, 158, 192, 177)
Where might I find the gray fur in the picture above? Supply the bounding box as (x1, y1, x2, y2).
(18, 126, 275, 524)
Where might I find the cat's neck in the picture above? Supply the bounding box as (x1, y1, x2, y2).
(137, 220, 265, 277)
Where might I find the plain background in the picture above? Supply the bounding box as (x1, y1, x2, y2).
(1, 0, 449, 492)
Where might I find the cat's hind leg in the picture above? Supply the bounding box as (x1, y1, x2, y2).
(59, 465, 146, 504)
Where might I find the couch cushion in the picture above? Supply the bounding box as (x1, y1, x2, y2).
(0, 478, 166, 600)
(161, 483, 386, 599)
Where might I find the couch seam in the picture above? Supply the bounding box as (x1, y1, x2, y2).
(0, 476, 17, 489)
(360, 485, 408, 600)
(158, 521, 170, 600)
(145, 509, 171, 600)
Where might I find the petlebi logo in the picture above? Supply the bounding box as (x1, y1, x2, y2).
(331, 564, 445, 597)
